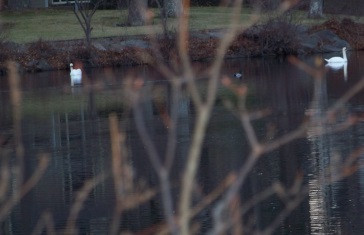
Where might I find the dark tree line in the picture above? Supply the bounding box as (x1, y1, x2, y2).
(3, 0, 364, 17)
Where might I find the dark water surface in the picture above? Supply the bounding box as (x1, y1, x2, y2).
(1, 51, 364, 235)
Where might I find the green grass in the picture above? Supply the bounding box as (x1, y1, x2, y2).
(1, 9, 122, 42)
(0, 6, 357, 44)
(0, 7, 254, 43)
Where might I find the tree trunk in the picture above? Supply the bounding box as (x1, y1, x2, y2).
(127, 0, 148, 26)
(73, 0, 102, 47)
(163, 0, 183, 18)
(308, 0, 323, 18)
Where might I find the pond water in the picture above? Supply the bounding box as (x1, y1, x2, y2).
(1, 51, 364, 235)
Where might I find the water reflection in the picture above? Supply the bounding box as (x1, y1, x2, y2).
(2, 53, 364, 234)
(306, 52, 364, 235)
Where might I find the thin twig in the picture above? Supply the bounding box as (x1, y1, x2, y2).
(8, 61, 24, 193)
(31, 211, 56, 235)
(132, 89, 164, 171)
(165, 83, 181, 171)
(64, 174, 106, 235)
(0, 155, 10, 203)
(258, 187, 308, 235)
(109, 113, 124, 235)
(178, 1, 253, 234)
(0, 154, 49, 222)
(131, 84, 178, 234)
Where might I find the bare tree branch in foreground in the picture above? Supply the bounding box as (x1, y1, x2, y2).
(3, 0, 364, 234)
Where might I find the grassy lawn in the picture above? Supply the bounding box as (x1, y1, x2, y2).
(0, 6, 351, 44)
(0, 7, 258, 43)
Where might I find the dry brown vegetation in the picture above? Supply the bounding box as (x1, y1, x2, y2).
(310, 18, 364, 49)
(1, 14, 364, 74)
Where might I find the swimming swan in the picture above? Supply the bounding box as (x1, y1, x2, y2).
(70, 63, 82, 86)
(325, 47, 347, 63)
(325, 62, 348, 81)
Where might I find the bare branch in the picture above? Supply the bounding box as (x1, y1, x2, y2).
(132, 85, 164, 171)
(109, 113, 125, 235)
(165, 84, 182, 170)
(129, 79, 178, 234)
(31, 211, 56, 235)
(258, 189, 308, 235)
(0, 154, 49, 222)
(64, 174, 106, 235)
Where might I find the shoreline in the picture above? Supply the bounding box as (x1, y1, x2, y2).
(1, 18, 363, 74)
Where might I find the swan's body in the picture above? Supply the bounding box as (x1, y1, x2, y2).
(325, 47, 347, 63)
(325, 61, 348, 81)
(325, 62, 346, 71)
(70, 63, 82, 86)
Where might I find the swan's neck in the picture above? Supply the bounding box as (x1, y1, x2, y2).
(343, 49, 347, 60)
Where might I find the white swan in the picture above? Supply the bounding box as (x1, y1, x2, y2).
(325, 62, 348, 81)
(325, 62, 346, 71)
(324, 47, 347, 63)
(70, 63, 82, 86)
